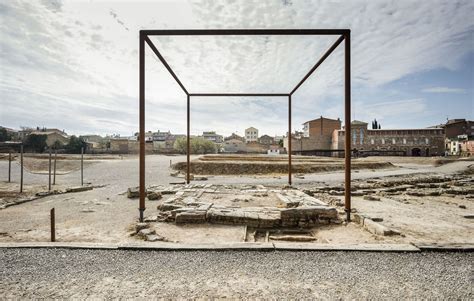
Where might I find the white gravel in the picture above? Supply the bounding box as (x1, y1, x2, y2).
(0, 248, 472, 299)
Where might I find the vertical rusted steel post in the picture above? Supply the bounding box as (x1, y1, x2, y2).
(50, 208, 55, 242)
(80, 147, 84, 186)
(139, 31, 146, 222)
(288, 95, 292, 185)
(344, 31, 351, 222)
(53, 150, 57, 185)
(20, 145, 23, 193)
(8, 151, 11, 182)
(48, 149, 52, 191)
(186, 94, 190, 184)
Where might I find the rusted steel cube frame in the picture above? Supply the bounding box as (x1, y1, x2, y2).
(139, 29, 351, 222)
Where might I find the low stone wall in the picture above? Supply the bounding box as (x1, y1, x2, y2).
(172, 161, 393, 175)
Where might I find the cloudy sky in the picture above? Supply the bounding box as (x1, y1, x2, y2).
(1, 0, 473, 137)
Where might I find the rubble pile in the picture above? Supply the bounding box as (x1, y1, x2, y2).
(304, 174, 474, 202)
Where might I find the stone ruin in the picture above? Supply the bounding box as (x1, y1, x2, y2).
(131, 184, 341, 228)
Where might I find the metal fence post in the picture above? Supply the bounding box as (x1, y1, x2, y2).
(186, 94, 190, 184)
(20, 145, 23, 193)
(8, 151, 11, 182)
(81, 147, 84, 186)
(53, 150, 57, 185)
(48, 150, 52, 191)
(288, 95, 292, 186)
(50, 208, 55, 242)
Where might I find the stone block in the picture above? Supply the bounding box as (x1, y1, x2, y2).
(363, 195, 381, 201)
(276, 193, 299, 208)
(66, 186, 94, 193)
(137, 228, 155, 238)
(146, 234, 165, 242)
(175, 210, 207, 224)
(363, 218, 399, 236)
(127, 187, 140, 198)
(147, 191, 162, 200)
(157, 203, 183, 212)
(135, 223, 149, 232)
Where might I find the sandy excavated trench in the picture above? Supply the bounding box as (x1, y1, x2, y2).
(172, 154, 394, 175)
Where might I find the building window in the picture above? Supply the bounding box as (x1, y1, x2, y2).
(403, 138, 406, 144)
(425, 138, 429, 144)
(370, 138, 374, 145)
(360, 130, 364, 144)
(352, 131, 357, 145)
(381, 138, 385, 144)
(392, 138, 396, 144)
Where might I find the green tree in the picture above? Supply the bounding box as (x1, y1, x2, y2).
(52, 140, 64, 150)
(174, 137, 187, 154)
(173, 137, 216, 154)
(0, 128, 11, 142)
(24, 134, 47, 153)
(66, 135, 87, 153)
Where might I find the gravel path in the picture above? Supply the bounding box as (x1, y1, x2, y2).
(1, 248, 472, 299)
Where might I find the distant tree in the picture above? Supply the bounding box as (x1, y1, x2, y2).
(173, 137, 216, 154)
(66, 135, 87, 153)
(52, 140, 64, 150)
(24, 134, 47, 153)
(372, 119, 378, 129)
(278, 139, 283, 147)
(0, 128, 11, 142)
(174, 137, 187, 154)
(378, 124, 381, 129)
(193, 137, 217, 154)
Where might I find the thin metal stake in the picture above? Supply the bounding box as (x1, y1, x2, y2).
(48, 150, 52, 191)
(186, 94, 190, 184)
(288, 95, 292, 185)
(81, 147, 84, 186)
(8, 151, 11, 182)
(53, 150, 57, 185)
(50, 208, 55, 242)
(20, 145, 23, 193)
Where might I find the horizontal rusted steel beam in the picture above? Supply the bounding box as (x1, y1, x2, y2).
(141, 29, 350, 36)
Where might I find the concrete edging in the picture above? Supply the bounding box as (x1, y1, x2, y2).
(1, 242, 472, 252)
(0, 242, 424, 252)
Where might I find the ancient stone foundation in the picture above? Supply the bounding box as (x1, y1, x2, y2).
(143, 184, 340, 228)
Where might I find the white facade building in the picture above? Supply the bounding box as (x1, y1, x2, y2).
(245, 127, 259, 143)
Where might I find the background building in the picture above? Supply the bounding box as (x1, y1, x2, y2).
(258, 134, 275, 145)
(202, 131, 223, 143)
(245, 127, 258, 143)
(334, 120, 445, 156)
(284, 116, 341, 155)
(442, 119, 474, 156)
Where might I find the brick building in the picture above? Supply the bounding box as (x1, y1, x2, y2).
(443, 119, 474, 156)
(284, 116, 341, 154)
(334, 120, 445, 156)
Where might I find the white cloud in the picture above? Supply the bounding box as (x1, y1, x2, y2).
(421, 87, 466, 93)
(0, 0, 473, 136)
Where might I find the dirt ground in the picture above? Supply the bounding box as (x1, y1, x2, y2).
(0, 154, 472, 245)
(172, 154, 395, 175)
